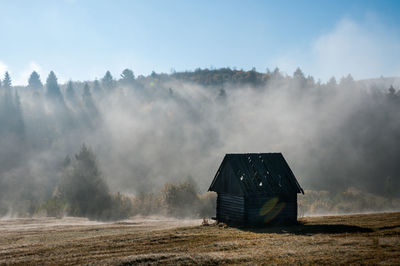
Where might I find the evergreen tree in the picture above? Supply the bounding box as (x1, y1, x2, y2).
(92, 79, 101, 94)
(120, 68, 135, 87)
(306, 75, 315, 87)
(388, 85, 396, 95)
(82, 82, 98, 120)
(293, 68, 305, 80)
(101, 71, 115, 90)
(58, 144, 111, 220)
(387, 85, 398, 102)
(0, 87, 24, 140)
(247, 68, 258, 85)
(340, 74, 354, 86)
(2, 72, 12, 99)
(3, 72, 12, 89)
(65, 80, 75, 102)
(46, 71, 64, 102)
(28, 71, 43, 92)
(272, 67, 282, 79)
(327, 76, 337, 87)
(83, 82, 91, 98)
(293, 67, 306, 87)
(14, 90, 21, 107)
(13, 90, 25, 137)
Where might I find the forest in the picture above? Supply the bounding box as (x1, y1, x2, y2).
(0, 67, 399, 220)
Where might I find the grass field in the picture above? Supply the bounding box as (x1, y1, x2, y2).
(0, 213, 399, 265)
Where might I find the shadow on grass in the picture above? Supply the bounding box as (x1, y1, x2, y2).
(237, 222, 374, 235)
(377, 225, 400, 230)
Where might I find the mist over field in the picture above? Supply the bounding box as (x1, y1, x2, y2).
(0, 67, 399, 218)
(1, 1, 400, 265)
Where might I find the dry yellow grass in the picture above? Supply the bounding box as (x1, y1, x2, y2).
(0, 213, 399, 265)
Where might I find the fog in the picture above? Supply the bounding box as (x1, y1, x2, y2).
(0, 68, 399, 216)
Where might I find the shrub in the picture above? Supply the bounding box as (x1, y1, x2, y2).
(131, 192, 162, 216)
(161, 181, 200, 217)
(35, 197, 68, 218)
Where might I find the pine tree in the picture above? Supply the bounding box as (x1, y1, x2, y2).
(293, 67, 306, 87)
(388, 85, 397, 102)
(82, 82, 98, 119)
(83, 82, 91, 98)
(65, 80, 75, 102)
(101, 71, 115, 90)
(340, 74, 354, 86)
(2, 72, 12, 99)
(92, 79, 101, 94)
(58, 144, 111, 219)
(46, 71, 64, 102)
(28, 71, 43, 92)
(327, 77, 337, 87)
(306, 75, 315, 86)
(3, 72, 12, 89)
(388, 85, 396, 95)
(272, 67, 282, 79)
(13, 90, 25, 137)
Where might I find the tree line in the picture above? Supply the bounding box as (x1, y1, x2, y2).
(0, 66, 399, 219)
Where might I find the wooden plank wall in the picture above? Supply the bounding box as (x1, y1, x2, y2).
(217, 193, 245, 224)
(217, 193, 298, 226)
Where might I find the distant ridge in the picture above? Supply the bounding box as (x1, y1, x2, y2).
(359, 76, 400, 89)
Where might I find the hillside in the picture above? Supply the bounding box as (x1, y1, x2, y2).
(1, 67, 400, 219)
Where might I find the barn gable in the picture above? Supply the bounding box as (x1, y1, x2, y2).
(208, 158, 245, 196)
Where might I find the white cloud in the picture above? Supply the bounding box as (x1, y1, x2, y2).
(271, 17, 400, 81)
(14, 62, 45, 86)
(0, 61, 8, 77)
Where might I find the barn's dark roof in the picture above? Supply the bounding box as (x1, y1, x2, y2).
(208, 153, 304, 196)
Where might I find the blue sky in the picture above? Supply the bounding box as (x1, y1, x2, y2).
(0, 0, 400, 84)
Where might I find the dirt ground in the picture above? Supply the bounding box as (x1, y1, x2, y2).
(0, 213, 399, 265)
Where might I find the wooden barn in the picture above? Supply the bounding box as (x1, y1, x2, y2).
(208, 153, 304, 226)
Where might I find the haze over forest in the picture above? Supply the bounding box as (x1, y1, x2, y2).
(0, 67, 399, 218)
